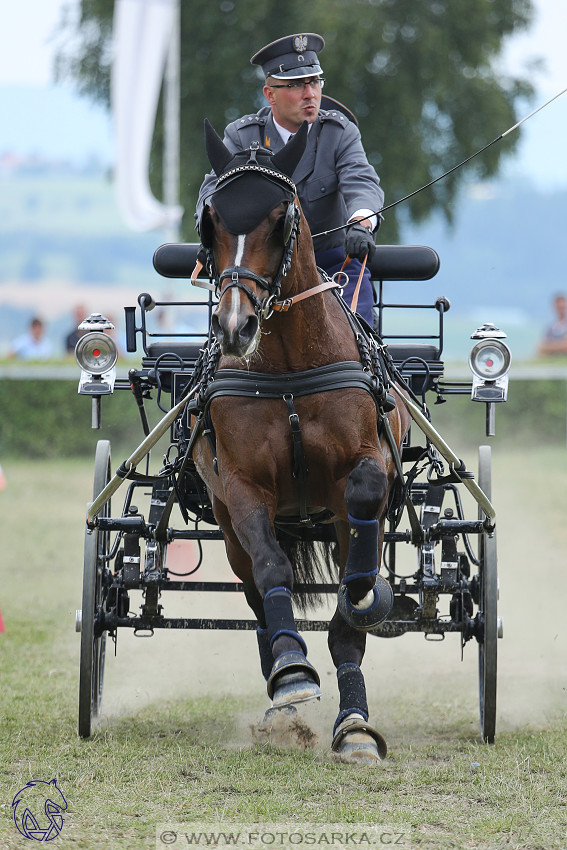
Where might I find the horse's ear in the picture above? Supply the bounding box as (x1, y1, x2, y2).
(204, 118, 233, 176)
(272, 121, 309, 178)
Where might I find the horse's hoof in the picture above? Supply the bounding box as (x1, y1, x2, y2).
(262, 705, 297, 724)
(337, 577, 394, 630)
(267, 651, 321, 707)
(272, 671, 322, 708)
(331, 714, 387, 764)
(252, 704, 318, 751)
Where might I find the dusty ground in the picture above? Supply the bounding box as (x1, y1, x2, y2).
(95, 448, 567, 750)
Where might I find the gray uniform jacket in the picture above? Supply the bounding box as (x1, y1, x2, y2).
(196, 106, 384, 252)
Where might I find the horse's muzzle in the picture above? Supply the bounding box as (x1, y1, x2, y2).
(212, 310, 260, 358)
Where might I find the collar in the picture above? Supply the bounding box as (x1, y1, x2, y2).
(273, 115, 315, 145)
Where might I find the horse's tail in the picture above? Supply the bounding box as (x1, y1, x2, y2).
(275, 528, 338, 613)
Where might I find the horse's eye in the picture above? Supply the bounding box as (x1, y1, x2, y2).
(271, 216, 286, 240)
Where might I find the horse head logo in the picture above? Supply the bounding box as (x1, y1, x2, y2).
(12, 778, 67, 842)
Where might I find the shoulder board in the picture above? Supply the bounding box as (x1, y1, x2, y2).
(318, 108, 349, 127)
(234, 113, 267, 128)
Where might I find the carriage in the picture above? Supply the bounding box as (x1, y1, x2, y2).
(75, 128, 511, 759)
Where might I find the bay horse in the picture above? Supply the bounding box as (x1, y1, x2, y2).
(191, 119, 410, 763)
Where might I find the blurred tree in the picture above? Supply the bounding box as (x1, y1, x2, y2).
(55, 0, 534, 241)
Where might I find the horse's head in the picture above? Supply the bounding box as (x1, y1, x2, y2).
(201, 120, 308, 358)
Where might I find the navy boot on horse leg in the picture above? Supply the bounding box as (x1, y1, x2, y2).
(263, 587, 321, 709)
(329, 457, 392, 763)
(337, 457, 394, 630)
(237, 509, 321, 710)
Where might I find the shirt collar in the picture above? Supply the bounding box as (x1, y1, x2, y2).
(273, 116, 314, 145)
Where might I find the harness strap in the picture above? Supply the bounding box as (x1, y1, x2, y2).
(271, 278, 341, 312)
(201, 361, 382, 404)
(154, 411, 207, 541)
(283, 394, 311, 526)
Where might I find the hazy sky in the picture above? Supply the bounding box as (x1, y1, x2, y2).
(1, 0, 566, 186)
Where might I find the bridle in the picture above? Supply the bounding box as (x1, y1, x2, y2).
(214, 200, 302, 322)
(204, 147, 304, 321)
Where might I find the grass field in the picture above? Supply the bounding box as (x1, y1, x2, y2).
(1, 450, 566, 849)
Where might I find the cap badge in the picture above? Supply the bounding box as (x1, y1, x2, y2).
(293, 35, 308, 53)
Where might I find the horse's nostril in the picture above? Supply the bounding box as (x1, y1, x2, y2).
(211, 313, 222, 339)
(240, 315, 259, 343)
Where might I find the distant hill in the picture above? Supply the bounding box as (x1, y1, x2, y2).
(400, 178, 566, 321)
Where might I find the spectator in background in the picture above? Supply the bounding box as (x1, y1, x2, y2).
(9, 317, 53, 360)
(64, 304, 89, 354)
(538, 293, 567, 356)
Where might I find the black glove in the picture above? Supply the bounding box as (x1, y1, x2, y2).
(344, 222, 376, 261)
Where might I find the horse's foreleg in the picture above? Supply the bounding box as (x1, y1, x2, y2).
(337, 456, 393, 630)
(328, 609, 387, 763)
(212, 497, 274, 682)
(234, 506, 321, 707)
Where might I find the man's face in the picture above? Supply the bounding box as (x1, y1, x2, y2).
(554, 296, 567, 319)
(263, 76, 322, 132)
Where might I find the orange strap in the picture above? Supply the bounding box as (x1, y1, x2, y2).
(342, 253, 368, 315)
(271, 278, 341, 312)
(190, 258, 204, 282)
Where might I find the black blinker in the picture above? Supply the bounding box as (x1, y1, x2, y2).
(200, 206, 215, 249)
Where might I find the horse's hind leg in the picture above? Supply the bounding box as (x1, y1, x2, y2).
(337, 456, 394, 630)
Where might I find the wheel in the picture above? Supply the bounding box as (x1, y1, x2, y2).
(78, 440, 111, 738)
(477, 445, 498, 743)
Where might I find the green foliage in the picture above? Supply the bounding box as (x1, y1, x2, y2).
(432, 379, 567, 449)
(0, 380, 150, 458)
(55, 0, 534, 242)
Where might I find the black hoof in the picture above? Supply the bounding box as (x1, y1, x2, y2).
(337, 576, 394, 630)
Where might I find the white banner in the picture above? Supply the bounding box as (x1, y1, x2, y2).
(112, 0, 184, 231)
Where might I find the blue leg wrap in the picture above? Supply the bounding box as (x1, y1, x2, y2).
(338, 513, 392, 627)
(333, 662, 369, 736)
(263, 586, 307, 657)
(342, 514, 378, 586)
(256, 627, 273, 681)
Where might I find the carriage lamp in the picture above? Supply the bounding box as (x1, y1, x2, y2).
(75, 315, 118, 429)
(468, 323, 511, 436)
(75, 332, 118, 381)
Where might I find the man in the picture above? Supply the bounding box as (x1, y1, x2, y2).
(9, 317, 53, 360)
(196, 33, 383, 326)
(538, 293, 567, 356)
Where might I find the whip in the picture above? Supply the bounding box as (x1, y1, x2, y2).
(312, 86, 567, 239)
